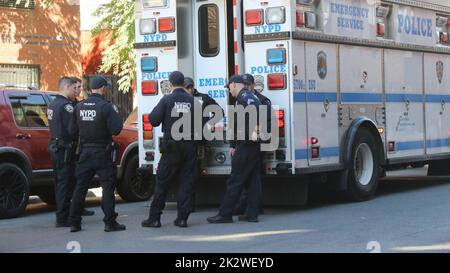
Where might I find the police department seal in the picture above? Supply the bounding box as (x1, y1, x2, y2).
(317, 51, 327, 80)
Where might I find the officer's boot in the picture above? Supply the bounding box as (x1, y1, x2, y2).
(104, 221, 126, 232)
(173, 218, 188, 228)
(141, 218, 161, 228)
(70, 224, 82, 232)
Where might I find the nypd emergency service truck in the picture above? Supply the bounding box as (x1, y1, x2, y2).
(135, 0, 450, 203)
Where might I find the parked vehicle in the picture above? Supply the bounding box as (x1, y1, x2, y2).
(0, 86, 150, 219)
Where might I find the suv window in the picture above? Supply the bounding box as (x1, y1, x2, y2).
(9, 94, 49, 128)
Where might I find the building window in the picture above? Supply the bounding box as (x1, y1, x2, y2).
(0, 0, 35, 9)
(0, 64, 40, 89)
(198, 4, 220, 57)
(9, 94, 49, 128)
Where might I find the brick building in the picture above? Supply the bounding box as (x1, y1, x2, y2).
(0, 0, 81, 91)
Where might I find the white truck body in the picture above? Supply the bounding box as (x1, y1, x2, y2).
(135, 0, 450, 201)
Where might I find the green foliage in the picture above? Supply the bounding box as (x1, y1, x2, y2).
(39, 0, 54, 9)
(92, 0, 135, 93)
(32, 0, 136, 93)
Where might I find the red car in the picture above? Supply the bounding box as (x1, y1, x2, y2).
(0, 86, 151, 219)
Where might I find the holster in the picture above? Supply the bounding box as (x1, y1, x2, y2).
(49, 139, 75, 164)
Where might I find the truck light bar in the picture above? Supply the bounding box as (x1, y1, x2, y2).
(141, 57, 158, 73)
(246, 9, 264, 26)
(268, 73, 286, 90)
(142, 80, 158, 95)
(267, 48, 286, 65)
(158, 17, 175, 33)
(266, 7, 286, 25)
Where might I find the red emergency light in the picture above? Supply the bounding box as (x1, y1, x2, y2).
(296, 10, 305, 26)
(142, 80, 158, 95)
(268, 73, 286, 90)
(377, 22, 385, 37)
(440, 32, 449, 44)
(158, 17, 175, 33)
(245, 9, 264, 26)
(143, 113, 153, 140)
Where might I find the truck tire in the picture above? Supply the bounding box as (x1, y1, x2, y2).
(37, 189, 56, 205)
(117, 154, 153, 202)
(0, 163, 30, 219)
(346, 128, 380, 201)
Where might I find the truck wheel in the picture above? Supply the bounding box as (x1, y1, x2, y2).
(37, 189, 56, 205)
(346, 128, 380, 201)
(117, 154, 153, 202)
(0, 163, 30, 219)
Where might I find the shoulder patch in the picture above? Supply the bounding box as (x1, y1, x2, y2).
(64, 104, 74, 113)
(112, 104, 119, 113)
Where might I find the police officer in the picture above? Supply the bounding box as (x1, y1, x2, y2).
(232, 74, 270, 215)
(184, 77, 223, 212)
(207, 75, 262, 223)
(69, 75, 125, 232)
(142, 71, 198, 228)
(47, 77, 78, 227)
(70, 76, 95, 217)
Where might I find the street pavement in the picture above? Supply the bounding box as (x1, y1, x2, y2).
(0, 167, 449, 253)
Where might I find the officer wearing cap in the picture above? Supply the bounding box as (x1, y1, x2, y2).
(207, 75, 262, 223)
(47, 77, 79, 227)
(232, 73, 271, 216)
(142, 71, 198, 228)
(69, 75, 125, 232)
(184, 77, 223, 212)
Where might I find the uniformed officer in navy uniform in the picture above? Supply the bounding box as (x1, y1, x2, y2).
(142, 71, 198, 228)
(184, 77, 223, 212)
(232, 74, 270, 216)
(69, 75, 125, 232)
(207, 75, 263, 223)
(47, 77, 79, 227)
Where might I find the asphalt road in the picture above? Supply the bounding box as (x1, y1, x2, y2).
(1, 167, 449, 253)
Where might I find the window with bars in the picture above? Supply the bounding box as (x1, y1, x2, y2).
(0, 64, 40, 89)
(0, 0, 35, 9)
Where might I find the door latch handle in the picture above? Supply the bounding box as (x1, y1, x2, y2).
(16, 133, 31, 140)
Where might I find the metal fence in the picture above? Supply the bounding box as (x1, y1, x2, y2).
(82, 74, 133, 121)
(0, 64, 40, 89)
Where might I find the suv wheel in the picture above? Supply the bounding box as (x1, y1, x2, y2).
(0, 163, 30, 219)
(117, 154, 153, 202)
